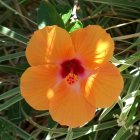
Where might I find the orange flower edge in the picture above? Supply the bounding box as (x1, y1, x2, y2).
(20, 25, 124, 128)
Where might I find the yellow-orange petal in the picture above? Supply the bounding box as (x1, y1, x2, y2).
(20, 64, 59, 110)
(85, 62, 123, 108)
(26, 25, 75, 66)
(71, 25, 114, 70)
(49, 80, 95, 128)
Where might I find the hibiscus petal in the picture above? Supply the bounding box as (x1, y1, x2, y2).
(26, 25, 75, 66)
(71, 25, 114, 70)
(49, 80, 96, 128)
(20, 64, 59, 110)
(85, 62, 123, 108)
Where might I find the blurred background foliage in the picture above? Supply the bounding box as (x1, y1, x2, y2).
(0, 0, 140, 139)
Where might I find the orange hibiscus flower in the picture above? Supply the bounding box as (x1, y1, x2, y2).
(20, 25, 123, 128)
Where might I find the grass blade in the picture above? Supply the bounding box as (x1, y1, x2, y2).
(0, 51, 25, 63)
(0, 25, 29, 45)
(0, 87, 20, 100)
(0, 94, 23, 111)
(0, 117, 34, 140)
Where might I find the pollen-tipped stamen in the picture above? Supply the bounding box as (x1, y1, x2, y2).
(65, 73, 78, 85)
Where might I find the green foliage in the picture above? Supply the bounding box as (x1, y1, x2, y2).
(0, 25, 28, 45)
(37, 0, 65, 29)
(86, 0, 140, 8)
(0, 0, 140, 139)
(66, 20, 83, 32)
(0, 117, 33, 140)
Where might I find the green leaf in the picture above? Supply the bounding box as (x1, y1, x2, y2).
(56, 4, 72, 25)
(122, 90, 140, 101)
(119, 51, 140, 72)
(118, 97, 123, 110)
(1, 133, 15, 140)
(45, 123, 58, 140)
(99, 104, 115, 121)
(61, 7, 72, 25)
(37, 0, 64, 29)
(119, 131, 133, 140)
(0, 87, 20, 100)
(112, 114, 140, 140)
(0, 94, 23, 111)
(0, 0, 37, 25)
(120, 75, 140, 120)
(35, 111, 49, 117)
(0, 25, 29, 45)
(67, 20, 83, 33)
(21, 103, 118, 137)
(85, 0, 140, 8)
(0, 65, 25, 74)
(65, 128, 73, 140)
(115, 38, 140, 56)
(0, 117, 33, 140)
(72, 120, 117, 139)
(0, 51, 25, 63)
(112, 74, 140, 140)
(91, 4, 108, 16)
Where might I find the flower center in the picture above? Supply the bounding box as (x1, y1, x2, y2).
(61, 59, 84, 85)
(65, 73, 78, 85)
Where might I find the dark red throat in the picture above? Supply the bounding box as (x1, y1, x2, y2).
(61, 59, 85, 78)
